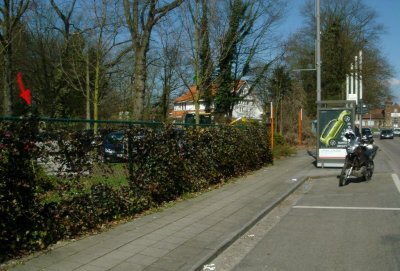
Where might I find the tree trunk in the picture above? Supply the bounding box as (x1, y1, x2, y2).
(93, 59, 100, 134)
(124, 0, 184, 121)
(274, 98, 279, 133)
(86, 53, 91, 130)
(195, 84, 200, 125)
(160, 84, 170, 122)
(280, 98, 283, 134)
(0, 0, 29, 116)
(132, 51, 146, 120)
(2, 47, 14, 115)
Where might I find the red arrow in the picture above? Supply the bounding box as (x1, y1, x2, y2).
(17, 72, 31, 106)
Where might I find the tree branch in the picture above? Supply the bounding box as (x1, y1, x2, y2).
(10, 0, 29, 31)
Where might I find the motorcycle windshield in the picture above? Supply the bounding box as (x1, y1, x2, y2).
(347, 136, 361, 153)
(349, 136, 360, 146)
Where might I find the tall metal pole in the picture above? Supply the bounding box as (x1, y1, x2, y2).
(355, 56, 358, 102)
(359, 50, 363, 100)
(359, 50, 363, 131)
(315, 0, 321, 166)
(316, 0, 321, 102)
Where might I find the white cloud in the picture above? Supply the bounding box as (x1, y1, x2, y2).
(390, 79, 400, 103)
(389, 78, 400, 86)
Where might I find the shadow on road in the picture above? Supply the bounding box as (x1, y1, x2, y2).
(337, 175, 368, 186)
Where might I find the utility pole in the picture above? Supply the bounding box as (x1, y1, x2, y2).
(316, 0, 321, 102)
(315, 0, 321, 165)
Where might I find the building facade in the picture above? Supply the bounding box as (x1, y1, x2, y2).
(383, 100, 400, 127)
(361, 100, 400, 128)
(170, 81, 263, 122)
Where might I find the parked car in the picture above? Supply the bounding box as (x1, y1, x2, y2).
(380, 129, 394, 139)
(102, 130, 148, 162)
(361, 127, 374, 143)
(184, 113, 213, 125)
(393, 128, 400, 137)
(102, 131, 127, 162)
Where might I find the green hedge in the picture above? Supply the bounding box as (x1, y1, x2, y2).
(0, 119, 272, 262)
(130, 125, 272, 203)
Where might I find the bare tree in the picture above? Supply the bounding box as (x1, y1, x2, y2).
(48, 0, 130, 127)
(78, 0, 130, 132)
(123, 0, 184, 120)
(173, 0, 214, 125)
(212, 0, 286, 120)
(48, 0, 87, 117)
(49, 0, 76, 42)
(287, 0, 393, 115)
(154, 29, 182, 121)
(268, 65, 292, 134)
(0, 0, 30, 115)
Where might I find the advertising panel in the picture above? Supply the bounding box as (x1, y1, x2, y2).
(318, 108, 354, 167)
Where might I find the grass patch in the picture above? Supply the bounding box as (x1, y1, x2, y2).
(38, 163, 129, 204)
(273, 144, 296, 159)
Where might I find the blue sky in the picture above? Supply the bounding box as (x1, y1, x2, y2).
(278, 0, 400, 103)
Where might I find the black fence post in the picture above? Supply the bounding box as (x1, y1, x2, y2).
(127, 124, 135, 192)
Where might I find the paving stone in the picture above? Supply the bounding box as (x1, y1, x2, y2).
(74, 264, 109, 271)
(45, 259, 84, 271)
(109, 262, 146, 271)
(7, 150, 318, 271)
(140, 247, 170, 258)
(125, 253, 158, 266)
(145, 257, 186, 271)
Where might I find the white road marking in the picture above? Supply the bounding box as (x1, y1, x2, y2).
(293, 206, 400, 211)
(392, 173, 400, 194)
(203, 263, 216, 270)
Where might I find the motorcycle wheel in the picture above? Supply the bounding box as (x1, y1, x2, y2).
(364, 160, 374, 181)
(339, 164, 350, 186)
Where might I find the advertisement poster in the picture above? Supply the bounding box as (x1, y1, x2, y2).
(318, 109, 353, 160)
(319, 109, 352, 148)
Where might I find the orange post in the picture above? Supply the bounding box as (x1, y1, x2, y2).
(271, 103, 274, 149)
(298, 108, 303, 145)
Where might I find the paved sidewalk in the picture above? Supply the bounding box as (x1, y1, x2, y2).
(7, 150, 338, 271)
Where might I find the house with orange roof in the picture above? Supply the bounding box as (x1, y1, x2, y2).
(170, 81, 263, 122)
(360, 100, 400, 128)
(361, 108, 385, 127)
(382, 100, 400, 127)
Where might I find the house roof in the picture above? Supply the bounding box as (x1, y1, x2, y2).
(174, 85, 213, 103)
(174, 80, 247, 103)
(361, 108, 384, 119)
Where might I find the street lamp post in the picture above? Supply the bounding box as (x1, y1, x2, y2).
(316, 0, 321, 102)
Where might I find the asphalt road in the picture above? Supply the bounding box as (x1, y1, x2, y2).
(208, 136, 400, 271)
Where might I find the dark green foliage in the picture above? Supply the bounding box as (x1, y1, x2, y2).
(130, 125, 272, 203)
(35, 185, 148, 242)
(214, 0, 254, 118)
(199, 0, 213, 113)
(286, 0, 393, 117)
(0, 115, 41, 261)
(0, 119, 272, 262)
(269, 66, 292, 100)
(274, 134, 284, 146)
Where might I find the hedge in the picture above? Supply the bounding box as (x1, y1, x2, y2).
(0, 117, 272, 262)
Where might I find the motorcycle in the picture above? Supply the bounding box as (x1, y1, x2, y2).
(339, 131, 378, 187)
